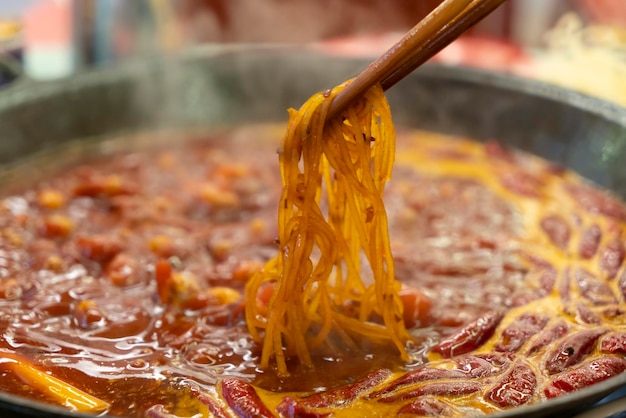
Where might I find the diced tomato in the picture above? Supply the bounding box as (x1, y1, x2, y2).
(75, 235, 124, 263)
(39, 214, 74, 238)
(155, 259, 173, 304)
(255, 282, 275, 317)
(399, 286, 432, 328)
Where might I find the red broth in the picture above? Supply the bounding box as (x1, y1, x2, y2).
(0, 128, 624, 417)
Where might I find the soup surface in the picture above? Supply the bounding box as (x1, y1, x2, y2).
(0, 127, 625, 417)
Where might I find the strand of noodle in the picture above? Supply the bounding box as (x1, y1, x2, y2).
(308, 285, 335, 348)
(328, 102, 392, 319)
(322, 150, 363, 304)
(245, 81, 410, 375)
(296, 96, 336, 363)
(322, 134, 367, 303)
(271, 92, 331, 373)
(326, 318, 360, 352)
(342, 95, 408, 355)
(333, 315, 392, 341)
(332, 122, 390, 332)
(323, 143, 366, 303)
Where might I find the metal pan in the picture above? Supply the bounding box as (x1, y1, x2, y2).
(0, 47, 625, 417)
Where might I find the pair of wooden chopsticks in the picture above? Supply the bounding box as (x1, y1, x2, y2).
(327, 0, 508, 118)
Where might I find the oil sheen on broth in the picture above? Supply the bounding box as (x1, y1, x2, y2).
(0, 126, 625, 417)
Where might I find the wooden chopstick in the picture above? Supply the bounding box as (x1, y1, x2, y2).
(326, 0, 508, 118)
(380, 0, 508, 90)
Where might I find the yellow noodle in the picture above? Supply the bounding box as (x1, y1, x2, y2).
(245, 81, 409, 375)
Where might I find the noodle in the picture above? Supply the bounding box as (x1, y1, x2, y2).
(245, 81, 409, 375)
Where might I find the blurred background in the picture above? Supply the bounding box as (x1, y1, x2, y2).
(0, 0, 624, 104)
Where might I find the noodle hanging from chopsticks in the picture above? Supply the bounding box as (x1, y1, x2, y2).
(245, 81, 409, 375)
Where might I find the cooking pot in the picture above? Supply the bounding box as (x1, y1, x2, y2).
(0, 46, 626, 417)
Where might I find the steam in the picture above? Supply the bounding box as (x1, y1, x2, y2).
(123, 0, 441, 144)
